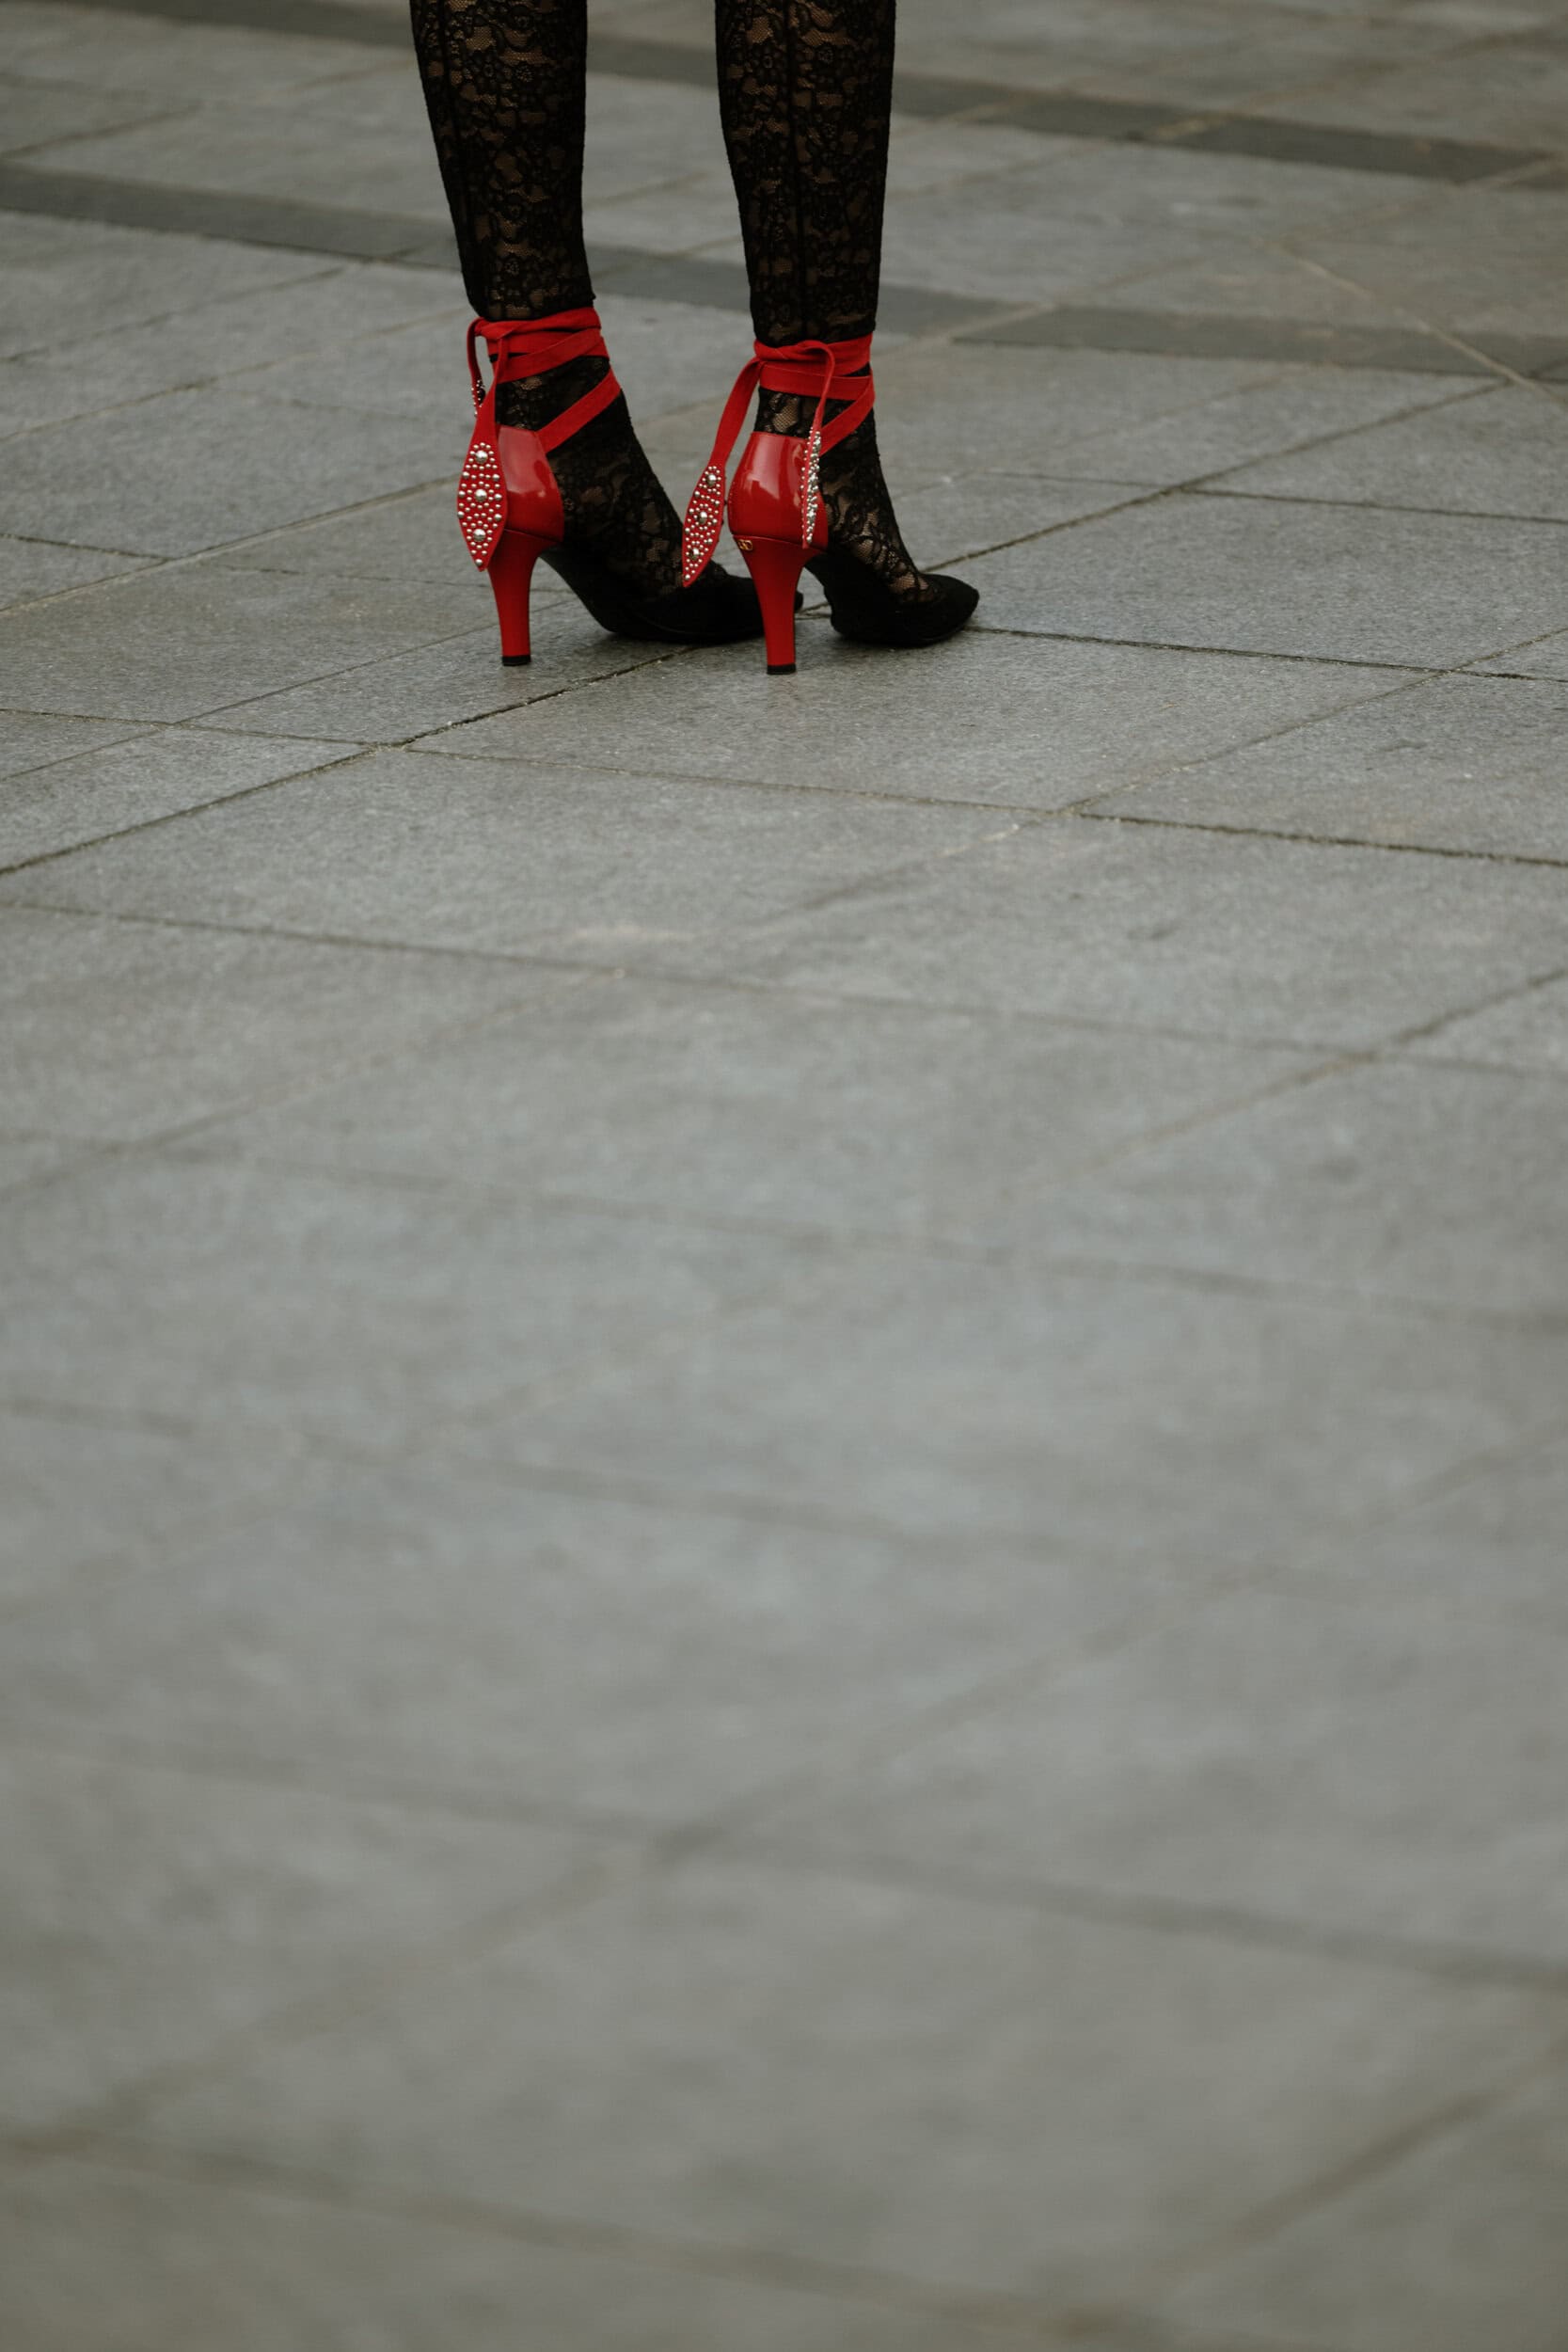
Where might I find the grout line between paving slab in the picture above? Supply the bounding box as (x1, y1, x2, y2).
(0, 2132, 1089, 2344)
(1, 528, 155, 559)
(0, 1724, 661, 1851)
(0, 249, 363, 374)
(7, 734, 1566, 1198)
(1096, 2022, 1568, 2324)
(25, 1508, 1536, 2178)
(1021, 383, 1494, 508)
(688, 1837, 1568, 1998)
(0, 955, 621, 1218)
(7, 1297, 1566, 2296)
(1194, 485, 1568, 530)
(0, 1392, 1209, 1632)
(17, 1844, 661, 2154)
(1278, 249, 1568, 411)
(0, 1391, 197, 1438)
(968, 625, 1447, 673)
(0, 743, 382, 882)
(0, 1551, 1377, 2160)
(1269, 1408, 1568, 1585)
(1073, 808, 1568, 873)
(9, 1392, 1568, 1977)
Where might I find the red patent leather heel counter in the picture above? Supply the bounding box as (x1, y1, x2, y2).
(456, 310, 620, 665)
(682, 334, 874, 676)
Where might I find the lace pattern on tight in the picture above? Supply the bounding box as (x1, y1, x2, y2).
(411, 0, 940, 601)
(411, 0, 682, 588)
(714, 2, 938, 599)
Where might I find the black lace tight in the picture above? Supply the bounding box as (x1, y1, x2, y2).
(410, 0, 933, 598)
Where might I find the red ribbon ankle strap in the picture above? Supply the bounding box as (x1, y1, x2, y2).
(682, 334, 877, 584)
(457, 307, 623, 571)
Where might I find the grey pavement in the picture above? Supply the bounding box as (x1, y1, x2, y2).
(3, 0, 1568, 2345)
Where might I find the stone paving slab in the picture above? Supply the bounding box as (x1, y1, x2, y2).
(657, 821, 1568, 1052)
(210, 613, 672, 742)
(127, 1856, 1562, 2315)
(958, 494, 1568, 667)
(0, 726, 353, 867)
(870, 471, 1148, 564)
(204, 975, 1313, 1240)
(578, 186, 746, 268)
(1471, 626, 1568, 680)
(201, 314, 466, 425)
(0, 710, 147, 784)
(0, 211, 327, 362)
(0, 1744, 603, 2131)
(1299, 1431, 1568, 1632)
(558, 291, 767, 424)
(964, 302, 1559, 379)
(0, 564, 483, 723)
(0, 749, 1007, 954)
(24, 73, 450, 221)
(1214, 383, 1568, 522)
(0, 1407, 315, 1612)
(1258, 34, 1568, 155)
(0, 1466, 1171, 1826)
(869, 346, 1286, 484)
(0, 72, 175, 155)
(1072, 242, 1485, 328)
(0, 2156, 1048, 2352)
(459, 1256, 1568, 1561)
(1091, 674, 1568, 860)
(0, 1151, 824, 1448)
(992, 1058, 1568, 1317)
(1409, 970, 1568, 1075)
(0, 258, 463, 436)
(748, 1585, 1568, 1964)
(617, 0, 1483, 106)
(1, 0, 413, 102)
(0, 536, 148, 609)
(218, 486, 491, 588)
(0, 386, 457, 558)
(0, 904, 570, 1140)
(875, 145, 1442, 310)
(1282, 182, 1568, 337)
(0, 1133, 88, 1203)
(1031, 373, 1481, 492)
(1156, 2066, 1568, 2352)
(433, 633, 1409, 810)
(884, 113, 1083, 194)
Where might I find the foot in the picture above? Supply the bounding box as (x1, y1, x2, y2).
(755, 387, 978, 644)
(499, 360, 762, 641)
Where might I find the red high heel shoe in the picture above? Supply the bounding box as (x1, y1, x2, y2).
(682, 333, 977, 676)
(458, 307, 765, 663)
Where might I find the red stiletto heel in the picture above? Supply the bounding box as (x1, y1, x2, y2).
(486, 528, 551, 665)
(737, 537, 809, 675)
(457, 309, 615, 664)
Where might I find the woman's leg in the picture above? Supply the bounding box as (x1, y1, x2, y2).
(410, 0, 683, 587)
(715, 0, 934, 600)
